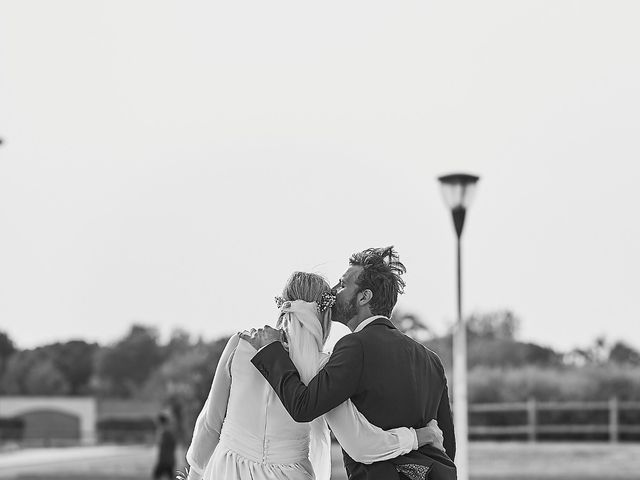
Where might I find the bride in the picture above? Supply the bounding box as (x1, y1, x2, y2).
(182, 271, 441, 480)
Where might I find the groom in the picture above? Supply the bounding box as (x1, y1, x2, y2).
(242, 247, 456, 480)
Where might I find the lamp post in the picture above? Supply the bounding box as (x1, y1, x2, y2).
(437, 173, 480, 480)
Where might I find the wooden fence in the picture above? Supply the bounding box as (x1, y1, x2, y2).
(468, 398, 640, 442)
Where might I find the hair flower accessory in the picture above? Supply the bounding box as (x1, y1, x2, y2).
(317, 292, 336, 313)
(274, 293, 335, 313)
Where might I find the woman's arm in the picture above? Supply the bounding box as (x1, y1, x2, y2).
(185, 334, 240, 480)
(324, 399, 417, 465)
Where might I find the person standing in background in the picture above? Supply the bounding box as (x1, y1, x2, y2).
(153, 412, 177, 480)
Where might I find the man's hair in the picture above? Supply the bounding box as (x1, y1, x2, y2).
(349, 246, 406, 317)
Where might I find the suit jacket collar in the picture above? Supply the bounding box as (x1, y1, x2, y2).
(354, 315, 396, 332)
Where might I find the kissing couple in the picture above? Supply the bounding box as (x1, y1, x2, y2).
(182, 247, 457, 480)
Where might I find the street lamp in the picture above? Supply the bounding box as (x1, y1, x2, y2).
(437, 173, 480, 480)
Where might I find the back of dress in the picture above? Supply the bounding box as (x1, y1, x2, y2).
(218, 339, 313, 470)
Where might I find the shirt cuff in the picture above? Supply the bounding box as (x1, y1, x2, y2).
(409, 427, 419, 450)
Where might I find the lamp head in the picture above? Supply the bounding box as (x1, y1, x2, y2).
(437, 173, 480, 238)
(437, 173, 480, 211)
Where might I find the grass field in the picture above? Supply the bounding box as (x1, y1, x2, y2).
(1, 442, 639, 479)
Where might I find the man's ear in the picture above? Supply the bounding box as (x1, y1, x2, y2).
(358, 289, 373, 306)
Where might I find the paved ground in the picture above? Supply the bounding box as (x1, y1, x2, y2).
(469, 442, 640, 479)
(0, 445, 153, 479)
(1, 442, 639, 479)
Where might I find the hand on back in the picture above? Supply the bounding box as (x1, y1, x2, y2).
(416, 419, 445, 453)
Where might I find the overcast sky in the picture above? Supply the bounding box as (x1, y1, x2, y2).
(1, 1, 639, 353)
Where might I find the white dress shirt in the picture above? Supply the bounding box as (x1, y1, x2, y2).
(353, 315, 388, 333)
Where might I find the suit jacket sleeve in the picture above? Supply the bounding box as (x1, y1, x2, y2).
(437, 378, 456, 461)
(251, 334, 364, 422)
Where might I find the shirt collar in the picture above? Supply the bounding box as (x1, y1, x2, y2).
(353, 315, 388, 333)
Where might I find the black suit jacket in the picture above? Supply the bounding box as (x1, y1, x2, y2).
(251, 318, 456, 480)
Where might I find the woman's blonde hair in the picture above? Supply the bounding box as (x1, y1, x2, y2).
(281, 271, 332, 344)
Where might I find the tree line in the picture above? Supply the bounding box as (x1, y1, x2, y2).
(1, 310, 639, 426)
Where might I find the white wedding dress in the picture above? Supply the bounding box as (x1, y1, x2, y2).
(185, 301, 417, 480)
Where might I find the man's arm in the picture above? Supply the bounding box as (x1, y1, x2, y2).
(437, 382, 456, 461)
(250, 333, 364, 422)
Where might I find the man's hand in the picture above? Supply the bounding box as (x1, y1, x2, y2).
(416, 419, 444, 453)
(239, 325, 284, 350)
